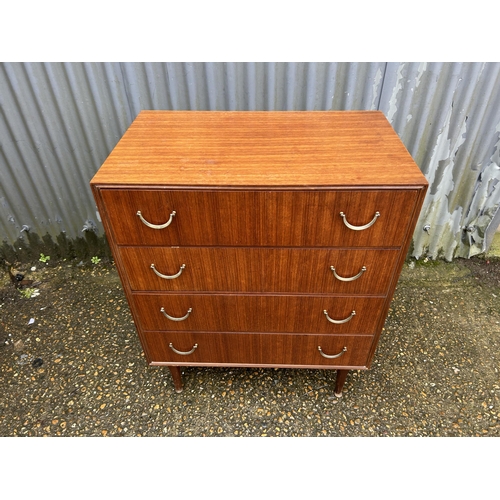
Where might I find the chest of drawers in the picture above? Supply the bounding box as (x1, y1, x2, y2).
(90, 111, 427, 396)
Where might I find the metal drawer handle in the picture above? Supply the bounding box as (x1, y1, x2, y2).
(318, 346, 347, 359)
(324, 309, 356, 324)
(136, 210, 176, 229)
(169, 343, 198, 356)
(160, 307, 192, 322)
(151, 263, 186, 280)
(340, 211, 380, 231)
(330, 265, 366, 282)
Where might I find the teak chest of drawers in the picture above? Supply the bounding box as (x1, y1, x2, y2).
(90, 111, 428, 396)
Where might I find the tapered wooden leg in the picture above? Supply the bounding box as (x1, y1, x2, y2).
(335, 369, 349, 397)
(168, 366, 184, 393)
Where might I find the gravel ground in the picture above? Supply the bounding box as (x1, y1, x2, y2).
(1, 256, 499, 437)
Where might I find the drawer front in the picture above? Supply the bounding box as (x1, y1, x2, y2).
(101, 189, 419, 247)
(120, 247, 400, 294)
(132, 294, 385, 334)
(143, 331, 374, 368)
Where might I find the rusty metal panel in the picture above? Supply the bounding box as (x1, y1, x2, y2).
(1, 62, 499, 260)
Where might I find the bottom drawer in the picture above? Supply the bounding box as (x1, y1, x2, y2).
(142, 331, 374, 369)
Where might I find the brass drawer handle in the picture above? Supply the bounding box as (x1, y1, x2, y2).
(169, 343, 198, 356)
(324, 309, 356, 324)
(136, 210, 176, 229)
(340, 211, 380, 231)
(160, 307, 192, 321)
(151, 263, 186, 280)
(330, 265, 366, 282)
(318, 346, 347, 359)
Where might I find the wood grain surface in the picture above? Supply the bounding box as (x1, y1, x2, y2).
(90, 111, 427, 188)
(120, 246, 400, 295)
(143, 331, 374, 368)
(101, 189, 420, 247)
(132, 293, 385, 334)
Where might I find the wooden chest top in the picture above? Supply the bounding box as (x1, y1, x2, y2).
(90, 111, 427, 189)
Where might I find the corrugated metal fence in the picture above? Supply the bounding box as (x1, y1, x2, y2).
(1, 62, 500, 261)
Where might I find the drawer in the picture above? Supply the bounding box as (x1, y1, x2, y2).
(132, 294, 385, 334)
(143, 331, 374, 368)
(101, 189, 419, 247)
(121, 246, 400, 295)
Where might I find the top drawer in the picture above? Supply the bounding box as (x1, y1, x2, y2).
(99, 189, 420, 247)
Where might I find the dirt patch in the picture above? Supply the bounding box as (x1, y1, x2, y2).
(455, 256, 500, 288)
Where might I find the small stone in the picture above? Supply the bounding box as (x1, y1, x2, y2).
(14, 340, 24, 351)
(32, 358, 43, 368)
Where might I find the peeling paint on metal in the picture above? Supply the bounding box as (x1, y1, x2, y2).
(464, 120, 500, 256)
(371, 68, 383, 110)
(415, 62, 427, 88)
(386, 63, 405, 123)
(412, 106, 468, 260)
